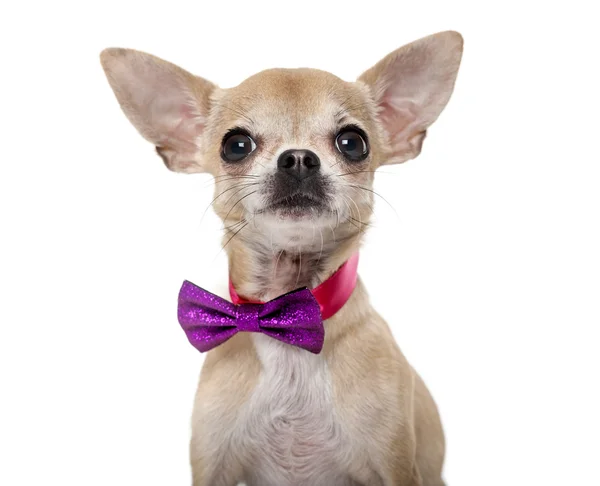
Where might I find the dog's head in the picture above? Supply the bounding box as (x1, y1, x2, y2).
(101, 32, 462, 257)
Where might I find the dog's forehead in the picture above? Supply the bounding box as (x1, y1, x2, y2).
(218, 68, 369, 137)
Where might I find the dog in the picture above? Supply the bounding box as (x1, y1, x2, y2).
(100, 30, 463, 486)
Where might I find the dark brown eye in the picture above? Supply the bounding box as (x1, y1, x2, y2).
(222, 132, 257, 162)
(335, 129, 369, 161)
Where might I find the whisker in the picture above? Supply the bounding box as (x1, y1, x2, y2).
(205, 176, 258, 188)
(328, 220, 337, 242)
(221, 183, 258, 210)
(339, 195, 361, 231)
(334, 169, 397, 178)
(348, 216, 370, 230)
(199, 182, 257, 227)
(220, 221, 250, 252)
(347, 195, 365, 231)
(202, 182, 258, 216)
(342, 195, 370, 232)
(349, 184, 375, 213)
(317, 227, 324, 267)
(329, 159, 345, 172)
(211, 174, 259, 183)
(273, 248, 285, 281)
(213, 173, 259, 179)
(295, 247, 302, 288)
(223, 190, 258, 222)
(347, 184, 400, 221)
(221, 218, 247, 232)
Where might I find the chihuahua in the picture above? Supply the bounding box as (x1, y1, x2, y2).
(101, 30, 463, 486)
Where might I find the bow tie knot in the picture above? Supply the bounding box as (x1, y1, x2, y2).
(235, 304, 261, 333)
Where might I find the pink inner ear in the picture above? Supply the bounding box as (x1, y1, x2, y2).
(179, 102, 197, 119)
(159, 101, 205, 153)
(379, 99, 419, 146)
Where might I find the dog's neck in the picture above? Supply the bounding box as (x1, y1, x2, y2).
(226, 222, 362, 302)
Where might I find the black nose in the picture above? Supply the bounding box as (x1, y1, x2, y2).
(277, 149, 321, 180)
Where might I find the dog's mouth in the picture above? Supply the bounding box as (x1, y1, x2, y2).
(264, 192, 327, 218)
(271, 192, 323, 209)
(258, 173, 331, 218)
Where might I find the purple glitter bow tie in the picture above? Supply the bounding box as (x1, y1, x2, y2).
(177, 281, 324, 354)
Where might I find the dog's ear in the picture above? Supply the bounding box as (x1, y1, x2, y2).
(100, 48, 217, 173)
(358, 31, 463, 165)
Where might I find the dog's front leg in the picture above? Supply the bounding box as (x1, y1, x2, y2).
(350, 440, 421, 486)
(190, 451, 242, 486)
(375, 391, 423, 486)
(384, 433, 423, 486)
(190, 339, 259, 486)
(353, 461, 421, 486)
(375, 457, 421, 486)
(190, 420, 244, 486)
(393, 465, 423, 486)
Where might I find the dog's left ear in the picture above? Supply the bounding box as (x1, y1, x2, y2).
(358, 31, 463, 165)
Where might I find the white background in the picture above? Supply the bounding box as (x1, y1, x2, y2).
(1, 1, 599, 485)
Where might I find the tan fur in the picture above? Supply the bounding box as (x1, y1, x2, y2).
(100, 31, 463, 486)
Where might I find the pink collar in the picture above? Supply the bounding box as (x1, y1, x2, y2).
(229, 253, 359, 320)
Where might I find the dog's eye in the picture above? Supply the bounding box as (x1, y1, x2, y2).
(335, 129, 369, 161)
(222, 133, 257, 162)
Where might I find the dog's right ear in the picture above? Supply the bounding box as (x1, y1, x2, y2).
(100, 48, 217, 173)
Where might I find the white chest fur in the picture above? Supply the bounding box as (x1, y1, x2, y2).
(236, 335, 356, 486)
